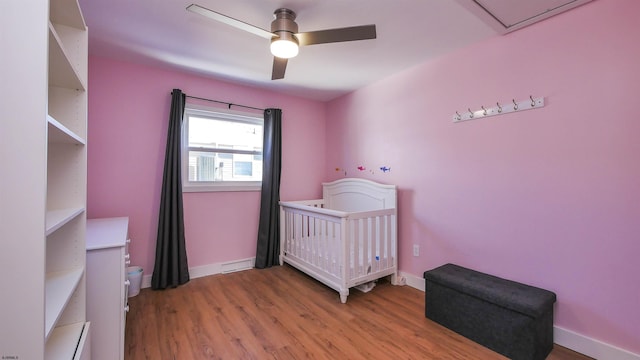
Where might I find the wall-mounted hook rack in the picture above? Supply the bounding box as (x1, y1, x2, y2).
(453, 96, 545, 122)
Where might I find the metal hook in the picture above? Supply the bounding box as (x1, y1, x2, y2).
(468, 108, 474, 118)
(455, 111, 461, 120)
(481, 106, 487, 116)
(512, 99, 518, 111)
(497, 102, 502, 113)
(530, 95, 535, 107)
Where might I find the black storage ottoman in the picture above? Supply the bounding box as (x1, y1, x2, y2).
(423, 264, 556, 360)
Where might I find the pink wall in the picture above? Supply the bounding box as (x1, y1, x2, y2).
(87, 57, 326, 275)
(325, 0, 639, 354)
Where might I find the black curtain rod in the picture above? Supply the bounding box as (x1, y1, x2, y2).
(171, 92, 264, 112)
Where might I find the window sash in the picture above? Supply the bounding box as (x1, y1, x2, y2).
(182, 105, 263, 192)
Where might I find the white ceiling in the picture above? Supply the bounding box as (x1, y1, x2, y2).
(77, 0, 589, 101)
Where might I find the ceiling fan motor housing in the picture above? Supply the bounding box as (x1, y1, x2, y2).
(271, 8, 299, 41)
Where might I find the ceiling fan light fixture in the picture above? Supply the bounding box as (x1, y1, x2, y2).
(187, 4, 377, 79)
(270, 32, 299, 59)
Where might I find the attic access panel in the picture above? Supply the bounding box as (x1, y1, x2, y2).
(455, 0, 594, 33)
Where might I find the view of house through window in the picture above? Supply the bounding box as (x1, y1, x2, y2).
(183, 106, 263, 191)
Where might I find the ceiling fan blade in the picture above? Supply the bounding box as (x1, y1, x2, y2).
(187, 4, 274, 39)
(296, 25, 376, 46)
(272, 57, 288, 80)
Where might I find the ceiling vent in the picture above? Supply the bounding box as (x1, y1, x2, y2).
(454, 0, 594, 34)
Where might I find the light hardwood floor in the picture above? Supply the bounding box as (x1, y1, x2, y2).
(125, 264, 592, 359)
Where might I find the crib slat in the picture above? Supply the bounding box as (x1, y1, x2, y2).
(386, 214, 392, 269)
(354, 219, 359, 281)
(388, 216, 392, 266)
(379, 215, 385, 271)
(289, 212, 293, 254)
(331, 223, 343, 275)
(380, 216, 393, 268)
(312, 217, 317, 265)
(308, 216, 312, 263)
(292, 212, 297, 257)
(327, 221, 332, 274)
(341, 218, 348, 287)
(297, 214, 303, 258)
(312, 217, 318, 267)
(319, 219, 324, 270)
(307, 215, 312, 263)
(290, 211, 295, 255)
(378, 215, 385, 269)
(363, 218, 369, 277)
(373, 217, 378, 272)
(301, 214, 305, 261)
(318, 218, 323, 268)
(285, 210, 290, 255)
(323, 220, 329, 273)
(307, 215, 312, 262)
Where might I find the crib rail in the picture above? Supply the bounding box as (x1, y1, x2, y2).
(279, 200, 397, 302)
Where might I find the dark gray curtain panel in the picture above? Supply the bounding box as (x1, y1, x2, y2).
(151, 89, 190, 289)
(255, 108, 282, 268)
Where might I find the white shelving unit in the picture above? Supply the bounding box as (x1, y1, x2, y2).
(0, 0, 90, 358)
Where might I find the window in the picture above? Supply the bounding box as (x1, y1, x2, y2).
(182, 105, 263, 192)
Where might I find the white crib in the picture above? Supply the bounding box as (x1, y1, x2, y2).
(279, 178, 398, 303)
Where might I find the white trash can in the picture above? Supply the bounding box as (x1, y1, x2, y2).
(127, 266, 143, 297)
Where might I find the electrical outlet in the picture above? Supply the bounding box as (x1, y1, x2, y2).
(413, 244, 420, 257)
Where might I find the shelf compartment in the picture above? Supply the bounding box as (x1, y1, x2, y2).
(46, 207, 85, 236)
(50, 22, 88, 87)
(45, 268, 84, 339)
(49, 86, 87, 139)
(48, 115, 85, 145)
(45, 321, 90, 360)
(50, 0, 87, 30)
(47, 138, 86, 211)
(46, 215, 85, 272)
(48, 22, 86, 91)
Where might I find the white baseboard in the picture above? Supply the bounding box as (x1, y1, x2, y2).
(141, 274, 151, 289)
(140, 257, 256, 289)
(400, 271, 425, 291)
(403, 273, 640, 360)
(554, 326, 639, 360)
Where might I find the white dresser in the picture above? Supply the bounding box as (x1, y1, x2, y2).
(86, 217, 130, 360)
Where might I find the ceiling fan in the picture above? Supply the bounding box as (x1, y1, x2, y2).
(186, 4, 377, 80)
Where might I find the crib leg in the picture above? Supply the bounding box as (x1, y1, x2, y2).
(279, 254, 283, 266)
(339, 290, 349, 304)
(390, 272, 403, 286)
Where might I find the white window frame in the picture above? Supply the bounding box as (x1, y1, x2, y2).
(182, 104, 263, 192)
